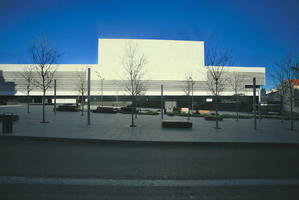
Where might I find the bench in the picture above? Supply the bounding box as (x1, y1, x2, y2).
(162, 120, 192, 128)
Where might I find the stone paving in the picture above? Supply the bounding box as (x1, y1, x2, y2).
(0, 105, 298, 143)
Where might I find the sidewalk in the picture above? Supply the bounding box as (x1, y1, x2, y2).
(0, 105, 298, 144)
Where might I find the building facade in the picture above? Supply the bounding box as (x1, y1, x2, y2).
(0, 38, 265, 110)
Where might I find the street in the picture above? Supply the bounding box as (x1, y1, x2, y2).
(0, 137, 299, 199)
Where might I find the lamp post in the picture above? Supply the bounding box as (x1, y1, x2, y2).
(101, 78, 104, 106)
(161, 84, 164, 120)
(96, 71, 104, 107)
(54, 79, 56, 115)
(187, 77, 194, 120)
(189, 76, 195, 114)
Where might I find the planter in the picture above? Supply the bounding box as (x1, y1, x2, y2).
(0, 114, 19, 121)
(56, 105, 80, 112)
(167, 113, 175, 116)
(92, 106, 117, 113)
(204, 116, 223, 121)
(119, 107, 137, 114)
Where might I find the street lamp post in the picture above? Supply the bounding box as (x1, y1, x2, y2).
(187, 77, 194, 120)
(189, 77, 194, 114)
(101, 78, 104, 106)
(96, 71, 104, 107)
(215, 77, 219, 129)
(54, 79, 56, 115)
(161, 84, 164, 120)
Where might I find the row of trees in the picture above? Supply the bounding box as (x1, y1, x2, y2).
(121, 44, 239, 128)
(183, 49, 244, 128)
(18, 39, 147, 126)
(24, 40, 243, 128)
(124, 45, 246, 128)
(204, 51, 298, 130)
(271, 54, 298, 130)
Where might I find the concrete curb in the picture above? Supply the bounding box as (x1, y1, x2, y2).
(1, 135, 299, 146)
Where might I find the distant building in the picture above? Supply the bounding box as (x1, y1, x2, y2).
(283, 80, 299, 114)
(0, 39, 265, 111)
(266, 89, 280, 103)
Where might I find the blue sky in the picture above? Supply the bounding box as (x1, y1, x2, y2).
(0, 0, 299, 88)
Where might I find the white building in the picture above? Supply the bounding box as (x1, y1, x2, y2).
(0, 38, 265, 109)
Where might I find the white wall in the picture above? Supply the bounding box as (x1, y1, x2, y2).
(98, 38, 206, 81)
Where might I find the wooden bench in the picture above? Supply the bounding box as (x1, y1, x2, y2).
(162, 120, 192, 128)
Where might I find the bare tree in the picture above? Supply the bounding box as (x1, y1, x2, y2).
(271, 60, 289, 118)
(95, 71, 104, 107)
(75, 70, 86, 116)
(206, 48, 231, 129)
(31, 36, 60, 123)
(183, 75, 195, 120)
(122, 42, 147, 127)
(18, 65, 35, 113)
(227, 72, 244, 121)
(273, 55, 297, 130)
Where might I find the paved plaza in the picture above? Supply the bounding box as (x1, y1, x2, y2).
(0, 105, 298, 143)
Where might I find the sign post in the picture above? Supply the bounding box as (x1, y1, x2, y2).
(253, 77, 257, 130)
(54, 79, 56, 115)
(161, 84, 164, 120)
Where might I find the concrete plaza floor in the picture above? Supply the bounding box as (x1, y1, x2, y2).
(0, 105, 298, 143)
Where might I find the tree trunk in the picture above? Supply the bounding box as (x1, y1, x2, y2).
(130, 96, 136, 127)
(134, 98, 138, 119)
(27, 94, 30, 114)
(81, 92, 84, 116)
(42, 91, 46, 123)
(215, 80, 219, 129)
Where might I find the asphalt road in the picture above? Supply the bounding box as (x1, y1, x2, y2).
(1, 137, 299, 199)
(1, 184, 299, 200)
